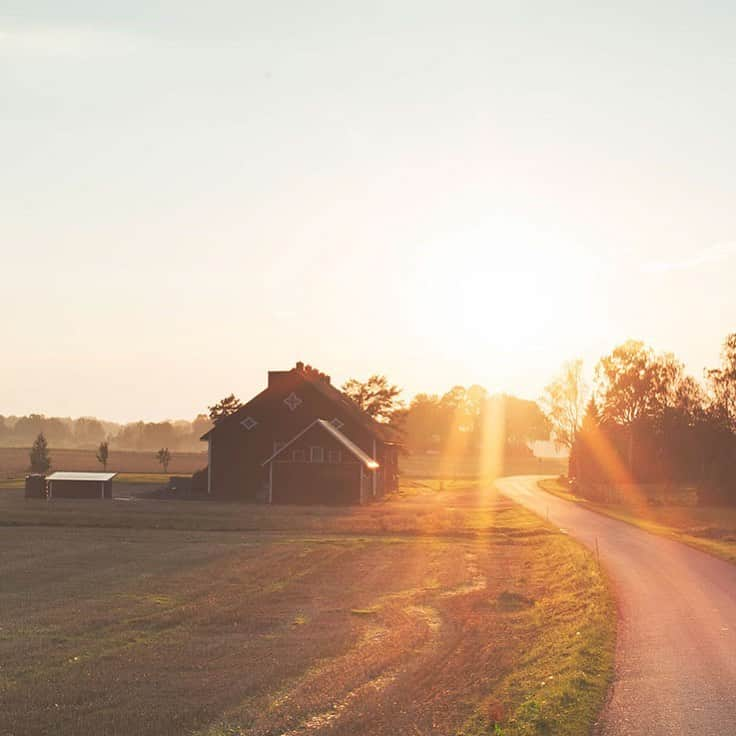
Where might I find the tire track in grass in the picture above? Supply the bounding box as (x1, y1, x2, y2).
(266, 592, 446, 735)
(271, 546, 486, 734)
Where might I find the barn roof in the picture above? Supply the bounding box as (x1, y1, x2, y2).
(261, 419, 379, 469)
(46, 472, 117, 482)
(201, 365, 402, 444)
(199, 387, 267, 440)
(304, 373, 402, 444)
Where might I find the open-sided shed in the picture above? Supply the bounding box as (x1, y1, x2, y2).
(46, 472, 117, 499)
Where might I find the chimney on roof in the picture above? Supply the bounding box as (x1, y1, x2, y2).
(294, 362, 331, 383)
(268, 370, 292, 390)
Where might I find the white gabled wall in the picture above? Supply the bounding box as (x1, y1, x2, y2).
(372, 439, 377, 497)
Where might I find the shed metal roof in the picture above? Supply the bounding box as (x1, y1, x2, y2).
(46, 472, 117, 482)
(261, 419, 379, 469)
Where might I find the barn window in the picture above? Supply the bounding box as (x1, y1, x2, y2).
(240, 416, 258, 431)
(330, 417, 344, 430)
(328, 449, 342, 464)
(284, 392, 303, 411)
(292, 449, 306, 462)
(310, 447, 324, 463)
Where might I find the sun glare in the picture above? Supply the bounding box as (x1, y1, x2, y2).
(405, 218, 602, 372)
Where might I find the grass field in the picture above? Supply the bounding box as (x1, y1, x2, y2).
(0, 480, 613, 736)
(539, 477, 736, 564)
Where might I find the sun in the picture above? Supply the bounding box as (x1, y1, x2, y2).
(402, 216, 605, 373)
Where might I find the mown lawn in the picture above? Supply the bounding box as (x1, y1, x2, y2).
(0, 482, 613, 736)
(539, 477, 736, 564)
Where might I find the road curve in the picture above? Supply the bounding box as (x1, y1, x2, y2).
(496, 475, 736, 736)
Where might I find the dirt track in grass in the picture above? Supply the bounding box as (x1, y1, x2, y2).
(0, 482, 612, 736)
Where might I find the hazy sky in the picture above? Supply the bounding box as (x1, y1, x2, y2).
(3, 2, 736, 421)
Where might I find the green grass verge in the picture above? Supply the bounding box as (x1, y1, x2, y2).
(538, 478, 736, 565)
(458, 524, 615, 736)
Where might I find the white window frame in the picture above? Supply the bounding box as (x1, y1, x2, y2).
(330, 417, 344, 430)
(292, 448, 306, 463)
(310, 446, 324, 463)
(240, 416, 258, 431)
(328, 449, 342, 464)
(284, 392, 303, 411)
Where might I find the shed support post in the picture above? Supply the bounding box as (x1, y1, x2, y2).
(100, 481, 104, 500)
(207, 436, 212, 495)
(269, 462, 273, 504)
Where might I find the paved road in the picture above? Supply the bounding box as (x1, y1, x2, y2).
(496, 475, 736, 736)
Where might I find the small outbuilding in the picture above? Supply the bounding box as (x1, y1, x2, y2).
(46, 472, 117, 499)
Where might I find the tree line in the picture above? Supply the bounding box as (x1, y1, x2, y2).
(340, 375, 550, 457)
(543, 334, 736, 504)
(0, 414, 212, 452)
(13, 373, 554, 470)
(208, 375, 551, 458)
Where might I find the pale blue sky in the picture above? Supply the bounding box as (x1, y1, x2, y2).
(2, 2, 735, 421)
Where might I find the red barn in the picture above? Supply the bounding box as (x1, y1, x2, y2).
(201, 362, 401, 503)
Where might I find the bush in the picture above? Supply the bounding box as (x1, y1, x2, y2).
(192, 466, 208, 492)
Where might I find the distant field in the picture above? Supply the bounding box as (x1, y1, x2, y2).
(0, 447, 207, 478)
(400, 452, 566, 479)
(0, 446, 564, 485)
(0, 481, 613, 736)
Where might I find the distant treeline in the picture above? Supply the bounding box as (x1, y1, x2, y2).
(564, 334, 736, 504)
(0, 414, 212, 452)
(337, 374, 551, 457)
(400, 388, 549, 457)
(2, 381, 552, 458)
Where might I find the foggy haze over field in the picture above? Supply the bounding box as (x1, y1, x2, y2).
(3, 2, 736, 420)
